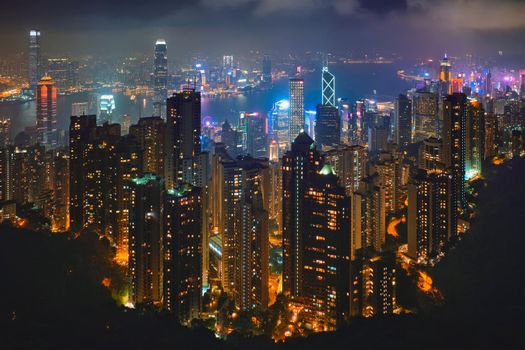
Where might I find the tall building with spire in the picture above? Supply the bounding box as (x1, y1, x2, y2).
(440, 54, 452, 94)
(153, 39, 168, 118)
(29, 29, 41, 91)
(289, 78, 305, 143)
(321, 60, 335, 107)
(36, 75, 57, 149)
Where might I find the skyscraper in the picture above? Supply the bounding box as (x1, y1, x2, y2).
(321, 62, 336, 107)
(289, 78, 305, 143)
(129, 116, 166, 177)
(71, 102, 88, 117)
(262, 55, 272, 86)
(412, 91, 439, 142)
(394, 94, 412, 147)
(153, 39, 168, 118)
(245, 113, 268, 158)
(282, 132, 323, 298)
(351, 175, 386, 259)
(439, 54, 452, 94)
(465, 98, 485, 179)
(29, 29, 41, 91)
(442, 93, 466, 211)
(324, 144, 367, 196)
(166, 89, 201, 187)
(315, 104, 340, 149)
(408, 168, 456, 263)
(221, 156, 269, 311)
(36, 76, 58, 149)
(164, 184, 202, 322)
(128, 174, 164, 304)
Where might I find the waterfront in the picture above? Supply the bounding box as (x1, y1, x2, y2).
(0, 63, 414, 137)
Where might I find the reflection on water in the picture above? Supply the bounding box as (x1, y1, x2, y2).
(0, 63, 414, 137)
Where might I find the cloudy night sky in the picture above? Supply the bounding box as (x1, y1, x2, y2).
(1, 0, 525, 59)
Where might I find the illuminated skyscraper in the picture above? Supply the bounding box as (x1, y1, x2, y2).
(282, 132, 322, 297)
(221, 156, 269, 311)
(129, 116, 166, 177)
(412, 91, 439, 142)
(164, 184, 202, 322)
(29, 29, 41, 90)
(324, 144, 367, 196)
(408, 168, 456, 263)
(350, 249, 396, 318)
(153, 39, 168, 118)
(439, 54, 452, 94)
(370, 146, 406, 214)
(129, 174, 164, 304)
(245, 113, 268, 158)
(351, 174, 386, 259)
(289, 78, 305, 142)
(315, 104, 340, 148)
(0, 117, 11, 148)
(321, 61, 336, 107)
(394, 94, 412, 147)
(465, 99, 485, 179)
(442, 93, 466, 211)
(418, 137, 442, 171)
(269, 99, 290, 156)
(36, 76, 58, 149)
(166, 89, 201, 187)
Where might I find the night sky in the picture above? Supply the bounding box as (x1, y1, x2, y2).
(1, 0, 525, 59)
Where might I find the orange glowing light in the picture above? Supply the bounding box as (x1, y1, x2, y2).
(101, 277, 111, 288)
(387, 215, 406, 238)
(417, 271, 433, 293)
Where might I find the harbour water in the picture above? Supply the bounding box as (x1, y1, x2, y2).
(0, 63, 414, 137)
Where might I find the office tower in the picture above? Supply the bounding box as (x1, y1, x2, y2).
(350, 249, 396, 318)
(221, 157, 269, 311)
(282, 132, 323, 297)
(442, 93, 466, 211)
(262, 55, 272, 85)
(439, 54, 452, 94)
(315, 104, 340, 149)
(221, 120, 242, 158)
(246, 113, 268, 158)
(394, 94, 412, 147)
(367, 126, 388, 153)
(129, 117, 166, 177)
(289, 78, 305, 142)
(210, 143, 231, 243)
(465, 99, 485, 179)
(269, 99, 290, 156)
(164, 184, 202, 322)
(47, 58, 78, 91)
(36, 76, 58, 149)
(0, 117, 11, 148)
(321, 62, 336, 107)
(29, 29, 41, 90)
(115, 135, 143, 265)
(299, 165, 350, 330)
(98, 95, 115, 124)
(351, 175, 386, 260)
(338, 99, 351, 144)
(412, 91, 439, 142)
(419, 137, 442, 170)
(128, 174, 164, 304)
(71, 102, 88, 117)
(153, 39, 168, 118)
(370, 145, 405, 213)
(166, 89, 201, 187)
(324, 145, 367, 196)
(408, 169, 456, 263)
